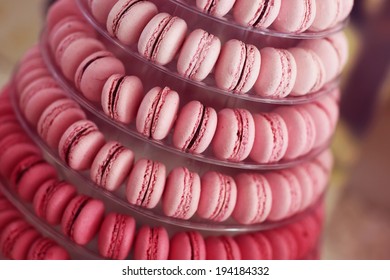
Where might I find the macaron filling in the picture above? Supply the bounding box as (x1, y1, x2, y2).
(231, 110, 248, 161)
(186, 105, 207, 151)
(138, 160, 158, 206)
(107, 75, 126, 119)
(252, 0, 272, 27)
(97, 143, 126, 186)
(108, 214, 126, 259)
(145, 16, 176, 61)
(174, 169, 195, 218)
(111, 0, 143, 35)
(65, 196, 90, 240)
(147, 228, 159, 259)
(210, 173, 231, 220)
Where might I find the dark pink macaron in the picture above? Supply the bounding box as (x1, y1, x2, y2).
(133, 226, 169, 260)
(27, 237, 70, 260)
(169, 231, 206, 260)
(205, 236, 241, 260)
(235, 232, 273, 260)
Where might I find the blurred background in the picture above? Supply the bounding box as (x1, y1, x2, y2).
(0, 0, 389, 259)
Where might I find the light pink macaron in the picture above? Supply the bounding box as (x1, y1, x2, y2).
(177, 29, 221, 82)
(173, 100, 217, 154)
(75, 50, 126, 102)
(169, 231, 206, 260)
(196, 0, 235, 17)
(309, 0, 341, 32)
(250, 112, 288, 164)
(107, 0, 158, 46)
(233, 173, 272, 224)
(136, 86, 179, 140)
(126, 158, 166, 209)
(162, 167, 201, 220)
(197, 171, 237, 222)
(254, 47, 297, 98)
(58, 119, 106, 171)
(233, 0, 281, 29)
(101, 74, 144, 124)
(272, 0, 317, 33)
(133, 226, 169, 260)
(138, 12, 188, 65)
(212, 108, 255, 162)
(215, 39, 261, 94)
(90, 141, 134, 192)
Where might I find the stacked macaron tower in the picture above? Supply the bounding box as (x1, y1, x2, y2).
(0, 0, 352, 259)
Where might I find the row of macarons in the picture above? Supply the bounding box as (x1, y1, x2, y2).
(49, 0, 348, 99)
(2, 84, 330, 225)
(16, 45, 338, 167)
(90, 0, 353, 36)
(0, 184, 323, 260)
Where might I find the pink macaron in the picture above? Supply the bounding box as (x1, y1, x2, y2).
(233, 173, 272, 224)
(250, 112, 288, 164)
(215, 39, 261, 94)
(75, 50, 125, 102)
(27, 237, 70, 260)
(90, 141, 134, 192)
(162, 167, 201, 220)
(196, 0, 235, 17)
(254, 47, 297, 98)
(37, 98, 87, 149)
(272, 0, 317, 33)
(138, 12, 188, 65)
(197, 171, 237, 222)
(212, 108, 255, 162)
(126, 158, 166, 209)
(133, 226, 169, 260)
(309, 0, 341, 32)
(235, 232, 273, 260)
(107, 0, 158, 46)
(33, 179, 77, 225)
(58, 119, 106, 171)
(136, 86, 179, 141)
(98, 212, 136, 260)
(169, 231, 206, 260)
(263, 227, 298, 260)
(177, 29, 221, 82)
(10, 155, 58, 202)
(61, 194, 105, 245)
(0, 210, 21, 235)
(89, 0, 118, 25)
(16, 68, 51, 96)
(173, 100, 217, 154)
(46, 0, 83, 31)
(233, 0, 281, 29)
(205, 236, 241, 260)
(101, 74, 144, 124)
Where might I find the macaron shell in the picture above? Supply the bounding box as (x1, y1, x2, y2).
(196, 0, 235, 17)
(233, 173, 272, 224)
(58, 119, 106, 171)
(309, 0, 339, 31)
(233, 0, 281, 28)
(27, 237, 70, 260)
(172, 100, 217, 154)
(0, 220, 32, 259)
(107, 0, 158, 46)
(162, 167, 201, 220)
(98, 213, 136, 260)
(205, 236, 241, 260)
(197, 171, 237, 222)
(0, 210, 21, 234)
(17, 68, 50, 95)
(9, 228, 41, 260)
(133, 226, 169, 260)
(46, 0, 82, 31)
(279, 169, 302, 217)
(265, 172, 292, 221)
(101, 74, 144, 124)
(126, 158, 166, 209)
(177, 29, 221, 82)
(169, 231, 206, 260)
(264, 228, 298, 260)
(235, 233, 272, 260)
(89, 0, 118, 25)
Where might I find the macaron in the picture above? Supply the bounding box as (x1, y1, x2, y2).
(138, 12, 188, 65)
(37, 98, 87, 149)
(10, 154, 58, 202)
(254, 47, 297, 98)
(309, 0, 341, 32)
(136, 86, 179, 140)
(264, 227, 298, 260)
(33, 179, 77, 225)
(107, 0, 158, 46)
(133, 226, 169, 260)
(303, 102, 332, 148)
(126, 158, 166, 209)
(196, 0, 235, 17)
(101, 74, 144, 124)
(249, 113, 288, 164)
(197, 171, 237, 222)
(288, 47, 325, 96)
(75, 50, 126, 102)
(272, 0, 317, 33)
(233, 0, 281, 29)
(89, 0, 118, 25)
(205, 236, 241, 260)
(212, 108, 255, 162)
(27, 237, 70, 260)
(90, 141, 134, 191)
(291, 165, 314, 211)
(98, 212, 136, 260)
(58, 119, 106, 171)
(233, 173, 272, 224)
(215, 39, 261, 94)
(61, 194, 105, 245)
(16, 68, 51, 95)
(169, 231, 206, 260)
(46, 0, 82, 31)
(274, 106, 316, 160)
(235, 233, 273, 260)
(326, 31, 349, 73)
(177, 29, 221, 82)
(173, 100, 217, 154)
(0, 210, 21, 235)
(0, 198, 13, 212)
(162, 167, 201, 220)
